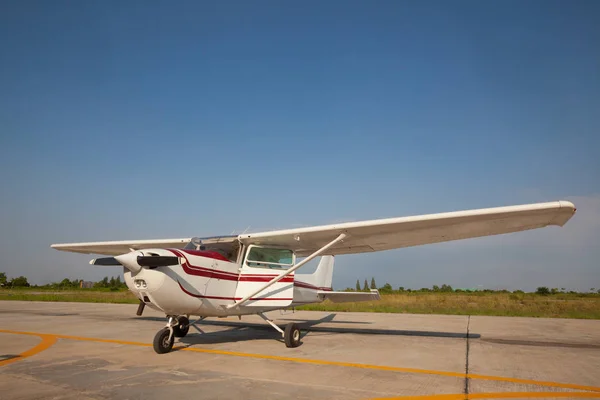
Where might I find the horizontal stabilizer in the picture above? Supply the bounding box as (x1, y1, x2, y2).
(317, 289, 381, 303)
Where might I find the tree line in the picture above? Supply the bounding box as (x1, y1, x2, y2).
(0, 272, 127, 290)
(348, 277, 600, 295)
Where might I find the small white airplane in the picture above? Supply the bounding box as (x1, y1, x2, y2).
(52, 200, 576, 354)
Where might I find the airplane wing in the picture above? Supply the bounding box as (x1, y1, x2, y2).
(51, 238, 193, 256)
(239, 200, 576, 257)
(318, 289, 381, 303)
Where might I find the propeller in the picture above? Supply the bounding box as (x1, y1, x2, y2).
(90, 256, 179, 268)
(90, 255, 180, 269)
(136, 256, 180, 268)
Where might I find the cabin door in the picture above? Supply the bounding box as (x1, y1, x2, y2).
(234, 245, 295, 308)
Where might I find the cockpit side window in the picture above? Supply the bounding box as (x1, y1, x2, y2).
(246, 247, 294, 269)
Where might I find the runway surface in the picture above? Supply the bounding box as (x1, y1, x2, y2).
(0, 301, 599, 399)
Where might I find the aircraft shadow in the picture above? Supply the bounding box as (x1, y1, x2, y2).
(151, 313, 480, 346)
(178, 325, 288, 346)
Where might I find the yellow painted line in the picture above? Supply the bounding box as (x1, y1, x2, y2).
(1, 329, 599, 394)
(467, 373, 600, 393)
(0, 329, 152, 348)
(369, 392, 600, 400)
(0, 333, 57, 367)
(468, 393, 600, 399)
(369, 395, 464, 400)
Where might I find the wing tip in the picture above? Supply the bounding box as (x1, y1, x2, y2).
(558, 200, 576, 212)
(551, 200, 577, 227)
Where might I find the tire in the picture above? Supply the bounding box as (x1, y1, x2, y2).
(284, 323, 301, 348)
(153, 328, 174, 354)
(173, 316, 190, 338)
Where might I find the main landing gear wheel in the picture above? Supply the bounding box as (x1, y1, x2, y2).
(173, 316, 189, 338)
(153, 328, 174, 354)
(284, 323, 301, 348)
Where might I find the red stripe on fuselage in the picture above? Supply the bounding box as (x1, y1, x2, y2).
(294, 281, 333, 291)
(180, 249, 231, 262)
(177, 281, 293, 301)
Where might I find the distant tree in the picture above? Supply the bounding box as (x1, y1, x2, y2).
(513, 290, 524, 294)
(370, 277, 377, 290)
(59, 278, 72, 288)
(440, 284, 453, 292)
(550, 288, 559, 295)
(363, 279, 369, 291)
(379, 283, 393, 294)
(0, 272, 6, 286)
(560, 288, 566, 292)
(406, 288, 412, 293)
(432, 285, 440, 292)
(591, 288, 596, 293)
(597, 289, 600, 294)
(536, 287, 550, 295)
(109, 276, 116, 287)
(10, 276, 30, 287)
(356, 280, 361, 291)
(398, 286, 405, 292)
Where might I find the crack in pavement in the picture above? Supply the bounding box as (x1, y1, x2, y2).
(464, 315, 471, 400)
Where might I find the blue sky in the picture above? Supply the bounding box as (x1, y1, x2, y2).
(1, 0, 598, 291)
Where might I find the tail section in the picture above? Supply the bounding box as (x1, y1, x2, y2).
(292, 256, 381, 305)
(295, 255, 334, 289)
(313, 255, 334, 289)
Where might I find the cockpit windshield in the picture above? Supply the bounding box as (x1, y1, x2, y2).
(184, 236, 240, 262)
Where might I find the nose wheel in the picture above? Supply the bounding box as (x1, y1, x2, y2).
(153, 327, 174, 354)
(153, 315, 191, 354)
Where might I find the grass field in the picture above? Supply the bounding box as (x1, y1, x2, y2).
(300, 292, 600, 319)
(0, 288, 138, 304)
(1, 288, 599, 319)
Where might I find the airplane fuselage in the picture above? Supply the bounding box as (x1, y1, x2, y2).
(122, 248, 329, 317)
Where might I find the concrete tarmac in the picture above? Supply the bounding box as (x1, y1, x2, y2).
(0, 301, 599, 400)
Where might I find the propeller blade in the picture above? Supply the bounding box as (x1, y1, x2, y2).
(136, 256, 180, 268)
(136, 300, 145, 316)
(90, 257, 122, 266)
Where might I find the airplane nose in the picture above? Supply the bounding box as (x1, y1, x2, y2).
(115, 252, 143, 274)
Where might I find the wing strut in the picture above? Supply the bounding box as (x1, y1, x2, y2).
(226, 232, 347, 309)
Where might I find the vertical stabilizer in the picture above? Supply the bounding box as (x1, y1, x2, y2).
(313, 255, 334, 288)
(292, 256, 335, 304)
(294, 255, 335, 289)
